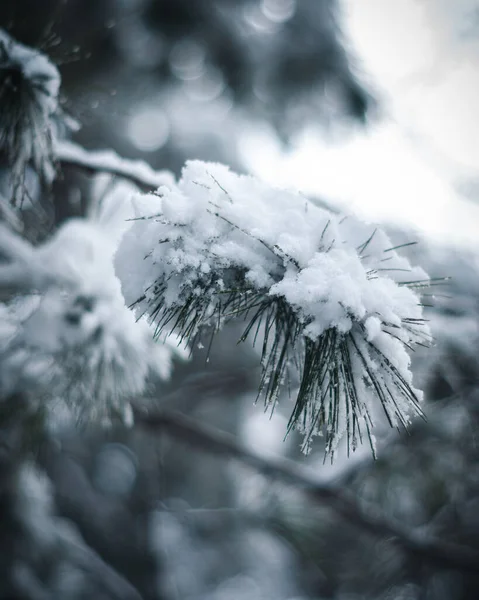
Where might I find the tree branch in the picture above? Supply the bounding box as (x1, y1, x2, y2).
(55, 140, 173, 191)
(136, 407, 479, 574)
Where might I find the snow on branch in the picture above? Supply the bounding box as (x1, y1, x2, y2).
(0, 28, 173, 208)
(55, 140, 175, 190)
(117, 160, 434, 456)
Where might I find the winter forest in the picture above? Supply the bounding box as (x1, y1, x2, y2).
(0, 0, 479, 598)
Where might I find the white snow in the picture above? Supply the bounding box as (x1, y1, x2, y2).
(0, 219, 186, 425)
(116, 160, 430, 451)
(55, 140, 175, 190)
(0, 29, 60, 115)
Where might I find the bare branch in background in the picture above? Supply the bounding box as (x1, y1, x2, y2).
(137, 407, 479, 574)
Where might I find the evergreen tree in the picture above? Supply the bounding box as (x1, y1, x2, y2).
(0, 4, 478, 599)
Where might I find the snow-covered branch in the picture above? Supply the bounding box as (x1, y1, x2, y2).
(117, 160, 432, 455)
(55, 140, 174, 190)
(0, 29, 61, 203)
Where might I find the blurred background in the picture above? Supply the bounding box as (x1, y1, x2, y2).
(1, 1, 479, 598)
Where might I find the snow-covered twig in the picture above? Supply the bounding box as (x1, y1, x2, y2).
(55, 140, 174, 190)
(138, 407, 479, 575)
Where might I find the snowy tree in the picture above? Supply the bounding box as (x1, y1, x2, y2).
(0, 5, 478, 600)
(0, 26, 429, 449)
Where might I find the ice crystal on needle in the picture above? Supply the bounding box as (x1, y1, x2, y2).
(116, 160, 432, 455)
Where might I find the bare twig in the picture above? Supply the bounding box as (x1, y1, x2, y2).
(136, 407, 479, 574)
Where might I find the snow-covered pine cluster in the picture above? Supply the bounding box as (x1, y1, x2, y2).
(116, 161, 432, 455)
(0, 219, 186, 427)
(0, 27, 433, 457)
(0, 29, 61, 206)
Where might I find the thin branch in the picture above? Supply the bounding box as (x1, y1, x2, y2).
(136, 407, 479, 574)
(55, 140, 172, 191)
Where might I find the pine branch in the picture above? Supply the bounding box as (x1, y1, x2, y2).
(121, 161, 431, 455)
(0, 29, 60, 205)
(136, 407, 479, 574)
(55, 140, 171, 191)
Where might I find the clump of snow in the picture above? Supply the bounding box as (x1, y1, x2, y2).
(116, 160, 431, 454)
(0, 219, 186, 425)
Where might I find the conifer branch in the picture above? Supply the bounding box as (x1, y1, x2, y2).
(137, 407, 479, 574)
(121, 161, 431, 455)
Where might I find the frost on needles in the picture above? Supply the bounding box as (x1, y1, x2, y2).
(116, 161, 432, 456)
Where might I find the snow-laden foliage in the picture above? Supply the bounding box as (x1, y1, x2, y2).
(0, 219, 186, 426)
(0, 28, 61, 204)
(117, 161, 432, 455)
